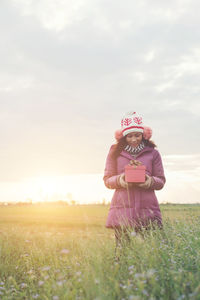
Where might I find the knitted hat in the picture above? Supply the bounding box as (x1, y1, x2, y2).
(114, 111, 152, 141)
(121, 111, 144, 136)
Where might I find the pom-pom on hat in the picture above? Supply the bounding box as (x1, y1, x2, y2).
(114, 111, 152, 141)
(121, 111, 144, 136)
(143, 126, 152, 140)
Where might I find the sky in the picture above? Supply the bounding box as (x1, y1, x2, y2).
(0, 0, 200, 203)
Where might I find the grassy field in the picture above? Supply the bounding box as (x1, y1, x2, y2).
(0, 203, 200, 300)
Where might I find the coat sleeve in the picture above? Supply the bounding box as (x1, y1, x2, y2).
(151, 150, 166, 190)
(103, 145, 121, 189)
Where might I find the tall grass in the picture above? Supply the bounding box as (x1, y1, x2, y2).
(0, 204, 199, 299)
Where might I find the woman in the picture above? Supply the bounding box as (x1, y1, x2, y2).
(103, 111, 166, 245)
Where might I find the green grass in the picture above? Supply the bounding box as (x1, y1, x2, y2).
(0, 204, 200, 300)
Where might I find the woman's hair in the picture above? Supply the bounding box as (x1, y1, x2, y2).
(111, 136, 156, 159)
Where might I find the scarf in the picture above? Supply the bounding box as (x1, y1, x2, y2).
(124, 141, 145, 156)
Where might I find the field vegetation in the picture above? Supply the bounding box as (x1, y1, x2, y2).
(0, 203, 200, 300)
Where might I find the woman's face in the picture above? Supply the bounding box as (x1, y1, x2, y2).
(125, 132, 143, 148)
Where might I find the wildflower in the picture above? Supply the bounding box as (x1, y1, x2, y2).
(57, 274, 64, 280)
(20, 283, 27, 289)
(177, 295, 186, 300)
(54, 269, 61, 273)
(44, 275, 49, 280)
(119, 283, 127, 289)
(134, 273, 143, 279)
(131, 231, 137, 237)
(38, 280, 44, 286)
(142, 289, 149, 296)
(146, 269, 156, 278)
(20, 253, 29, 257)
(0, 282, 4, 285)
(32, 294, 39, 299)
(57, 281, 63, 286)
(53, 296, 59, 300)
(129, 296, 140, 300)
(60, 248, 70, 254)
(128, 265, 134, 271)
(76, 271, 82, 276)
(10, 287, 17, 293)
(25, 239, 31, 243)
(41, 266, 51, 271)
(95, 279, 100, 284)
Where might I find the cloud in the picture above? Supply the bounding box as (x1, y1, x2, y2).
(0, 0, 200, 183)
(11, 0, 88, 31)
(160, 154, 200, 204)
(163, 154, 200, 173)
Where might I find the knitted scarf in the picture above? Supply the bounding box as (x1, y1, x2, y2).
(124, 141, 145, 156)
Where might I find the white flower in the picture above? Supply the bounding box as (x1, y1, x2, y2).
(54, 269, 61, 273)
(146, 269, 156, 278)
(38, 280, 44, 286)
(177, 295, 186, 300)
(131, 231, 137, 237)
(142, 289, 148, 296)
(134, 273, 143, 278)
(21, 253, 29, 257)
(20, 283, 27, 289)
(41, 266, 51, 271)
(95, 279, 100, 284)
(60, 249, 69, 254)
(53, 296, 59, 300)
(32, 294, 39, 299)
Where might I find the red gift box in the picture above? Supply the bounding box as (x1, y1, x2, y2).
(125, 164, 146, 183)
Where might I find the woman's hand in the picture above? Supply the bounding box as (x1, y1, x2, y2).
(118, 173, 133, 189)
(135, 174, 153, 189)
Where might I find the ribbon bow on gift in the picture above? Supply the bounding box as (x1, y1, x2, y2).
(129, 160, 143, 166)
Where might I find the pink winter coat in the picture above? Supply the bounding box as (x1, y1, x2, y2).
(103, 145, 166, 229)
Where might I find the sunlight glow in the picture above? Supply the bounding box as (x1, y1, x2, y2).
(0, 153, 200, 204)
(21, 174, 111, 204)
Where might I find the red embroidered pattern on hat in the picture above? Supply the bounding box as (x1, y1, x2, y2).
(133, 117, 142, 125)
(123, 118, 132, 126)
